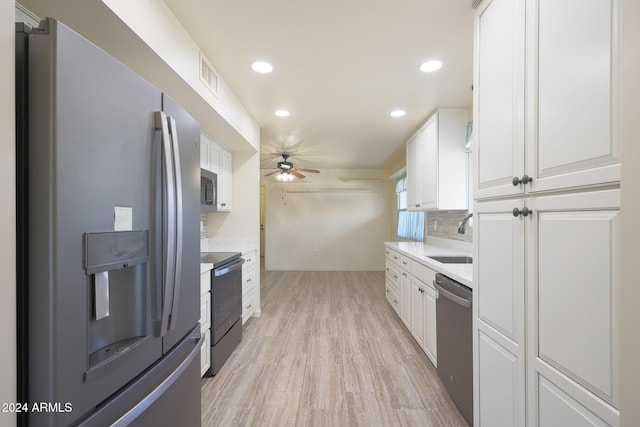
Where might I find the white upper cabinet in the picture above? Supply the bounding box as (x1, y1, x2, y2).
(219, 149, 232, 211)
(474, 0, 526, 200)
(200, 137, 211, 171)
(525, 0, 619, 193)
(474, 0, 619, 200)
(208, 140, 223, 176)
(406, 131, 422, 210)
(200, 132, 232, 211)
(407, 109, 469, 210)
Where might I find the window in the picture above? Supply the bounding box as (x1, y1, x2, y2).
(397, 210, 425, 241)
(396, 175, 425, 241)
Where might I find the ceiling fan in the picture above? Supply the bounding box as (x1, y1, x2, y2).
(264, 154, 320, 181)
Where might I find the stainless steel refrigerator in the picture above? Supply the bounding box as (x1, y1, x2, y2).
(16, 18, 202, 426)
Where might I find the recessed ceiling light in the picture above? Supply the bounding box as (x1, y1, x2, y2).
(420, 60, 443, 72)
(390, 110, 406, 118)
(251, 61, 273, 73)
(275, 110, 290, 117)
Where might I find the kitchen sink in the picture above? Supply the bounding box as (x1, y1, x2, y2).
(427, 255, 473, 264)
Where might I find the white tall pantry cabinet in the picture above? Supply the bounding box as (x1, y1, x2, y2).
(473, 0, 620, 426)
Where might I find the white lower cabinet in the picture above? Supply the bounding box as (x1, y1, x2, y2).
(423, 284, 437, 365)
(385, 253, 401, 315)
(386, 284, 400, 314)
(473, 190, 620, 426)
(410, 279, 426, 349)
(527, 191, 620, 427)
(400, 272, 411, 328)
(200, 329, 211, 378)
(477, 329, 524, 427)
(241, 250, 257, 324)
(385, 247, 437, 367)
(199, 270, 211, 377)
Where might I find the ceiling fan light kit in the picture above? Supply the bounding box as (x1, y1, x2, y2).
(264, 153, 320, 181)
(276, 172, 294, 182)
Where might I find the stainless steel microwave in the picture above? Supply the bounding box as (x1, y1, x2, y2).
(201, 169, 217, 211)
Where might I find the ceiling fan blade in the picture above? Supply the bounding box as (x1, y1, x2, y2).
(291, 170, 306, 179)
(264, 170, 280, 176)
(296, 168, 320, 173)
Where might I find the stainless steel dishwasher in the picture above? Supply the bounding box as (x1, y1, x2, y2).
(434, 273, 473, 426)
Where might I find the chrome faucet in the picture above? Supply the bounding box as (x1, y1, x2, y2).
(458, 212, 473, 234)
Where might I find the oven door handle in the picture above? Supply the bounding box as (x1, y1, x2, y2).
(214, 258, 245, 277)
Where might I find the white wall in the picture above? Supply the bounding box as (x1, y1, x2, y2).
(263, 170, 395, 271)
(207, 150, 260, 239)
(619, 0, 640, 424)
(100, 0, 259, 151)
(0, 1, 15, 426)
(18, 0, 258, 153)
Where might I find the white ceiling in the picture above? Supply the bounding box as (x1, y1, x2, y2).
(163, 0, 475, 171)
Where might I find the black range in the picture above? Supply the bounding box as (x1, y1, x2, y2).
(200, 252, 244, 376)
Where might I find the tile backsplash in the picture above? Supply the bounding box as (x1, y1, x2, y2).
(426, 210, 472, 243)
(200, 213, 208, 240)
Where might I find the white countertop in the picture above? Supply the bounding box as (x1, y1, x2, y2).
(200, 237, 258, 275)
(384, 241, 473, 289)
(200, 263, 213, 274)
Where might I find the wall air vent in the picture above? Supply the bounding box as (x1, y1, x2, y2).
(199, 51, 219, 97)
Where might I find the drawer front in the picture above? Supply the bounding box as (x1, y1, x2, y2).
(200, 271, 211, 295)
(386, 284, 400, 315)
(200, 292, 211, 330)
(387, 249, 411, 269)
(200, 330, 210, 377)
(386, 264, 400, 294)
(242, 290, 256, 324)
(243, 266, 256, 294)
(413, 261, 436, 289)
(243, 250, 257, 271)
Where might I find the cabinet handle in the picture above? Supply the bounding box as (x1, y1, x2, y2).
(221, 203, 227, 207)
(402, 272, 408, 277)
(393, 275, 399, 280)
(512, 175, 533, 187)
(246, 278, 252, 283)
(402, 261, 408, 266)
(246, 304, 252, 309)
(512, 207, 533, 217)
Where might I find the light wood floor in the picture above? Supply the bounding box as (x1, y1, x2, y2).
(201, 269, 469, 427)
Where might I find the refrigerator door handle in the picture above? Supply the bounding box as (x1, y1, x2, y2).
(167, 116, 183, 330)
(155, 111, 176, 337)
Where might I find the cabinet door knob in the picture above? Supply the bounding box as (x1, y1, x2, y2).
(512, 207, 533, 217)
(512, 175, 533, 186)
